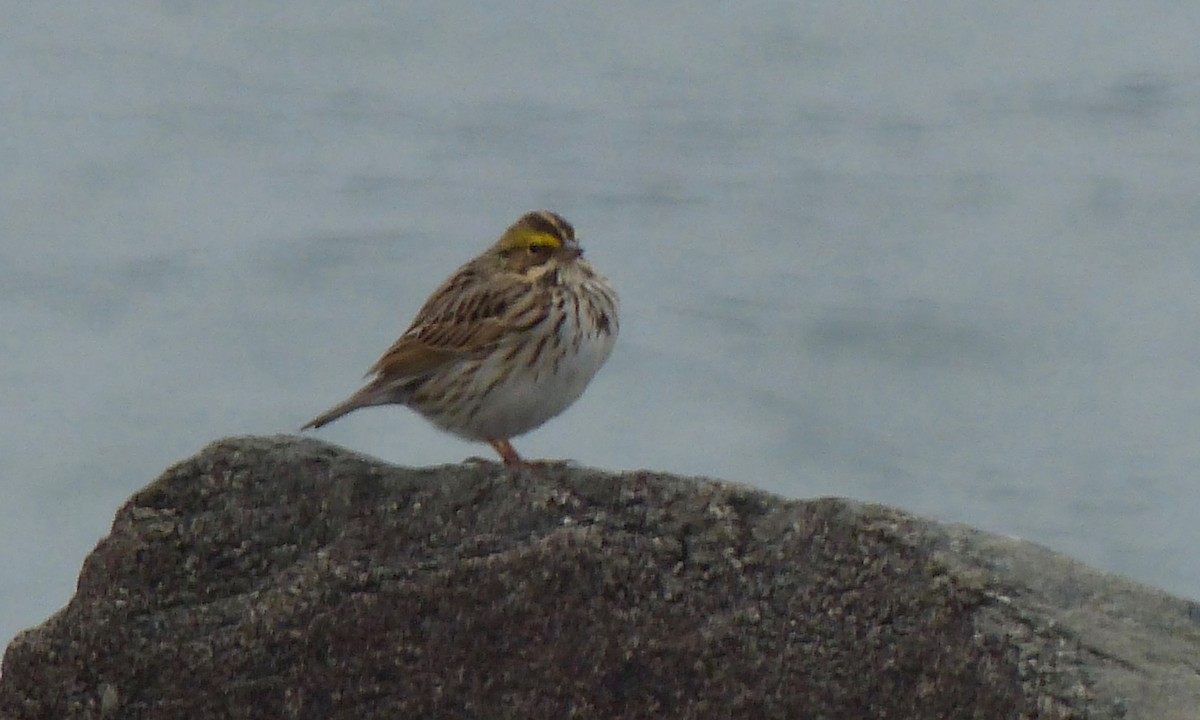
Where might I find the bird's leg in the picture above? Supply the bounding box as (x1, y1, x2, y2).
(488, 439, 523, 467)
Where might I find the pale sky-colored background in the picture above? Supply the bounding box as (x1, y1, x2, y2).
(4, 1, 1200, 648)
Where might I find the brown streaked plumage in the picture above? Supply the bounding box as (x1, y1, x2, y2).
(302, 210, 619, 466)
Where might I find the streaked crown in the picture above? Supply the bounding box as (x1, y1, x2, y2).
(494, 210, 577, 252)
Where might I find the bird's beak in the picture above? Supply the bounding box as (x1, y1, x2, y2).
(561, 239, 583, 259)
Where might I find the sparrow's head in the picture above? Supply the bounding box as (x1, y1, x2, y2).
(491, 210, 582, 270)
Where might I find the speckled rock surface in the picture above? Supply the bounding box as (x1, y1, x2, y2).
(2, 436, 1197, 719)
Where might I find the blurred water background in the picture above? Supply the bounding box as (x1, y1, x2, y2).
(4, 1, 1200, 648)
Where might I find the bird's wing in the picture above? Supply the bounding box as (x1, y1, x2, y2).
(366, 267, 533, 382)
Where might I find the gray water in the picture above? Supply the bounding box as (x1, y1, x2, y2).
(4, 2, 1200, 648)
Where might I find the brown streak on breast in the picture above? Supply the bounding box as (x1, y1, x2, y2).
(571, 295, 583, 350)
(512, 307, 548, 333)
(528, 334, 550, 368)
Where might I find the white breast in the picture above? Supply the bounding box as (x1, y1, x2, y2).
(460, 304, 617, 440)
(417, 270, 619, 443)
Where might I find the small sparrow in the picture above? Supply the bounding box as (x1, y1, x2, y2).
(303, 210, 618, 466)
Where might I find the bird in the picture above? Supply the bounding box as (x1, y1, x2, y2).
(302, 210, 619, 467)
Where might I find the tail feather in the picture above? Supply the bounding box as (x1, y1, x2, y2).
(301, 386, 385, 430)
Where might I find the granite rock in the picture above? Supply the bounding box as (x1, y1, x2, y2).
(2, 436, 1197, 719)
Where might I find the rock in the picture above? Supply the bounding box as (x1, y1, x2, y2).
(2, 436, 1197, 719)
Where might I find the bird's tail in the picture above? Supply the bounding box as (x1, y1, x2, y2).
(301, 385, 384, 430)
